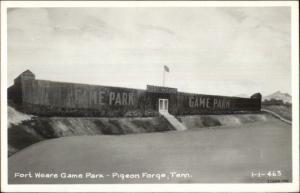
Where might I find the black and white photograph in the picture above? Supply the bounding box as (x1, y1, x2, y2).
(1, 1, 299, 192)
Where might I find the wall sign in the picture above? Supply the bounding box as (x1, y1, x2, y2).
(146, 85, 177, 94)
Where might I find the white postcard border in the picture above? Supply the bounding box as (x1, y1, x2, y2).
(1, 1, 299, 192)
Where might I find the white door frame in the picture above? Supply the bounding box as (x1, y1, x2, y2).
(159, 98, 169, 113)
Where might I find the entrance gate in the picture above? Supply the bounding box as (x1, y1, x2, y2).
(159, 99, 169, 113)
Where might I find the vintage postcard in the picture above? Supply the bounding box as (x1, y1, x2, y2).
(1, 1, 299, 192)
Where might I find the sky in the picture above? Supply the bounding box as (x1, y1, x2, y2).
(7, 7, 291, 96)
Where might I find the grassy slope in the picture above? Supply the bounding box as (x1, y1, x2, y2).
(8, 116, 174, 156)
(262, 105, 292, 121)
(8, 106, 274, 156)
(178, 113, 270, 130)
(9, 118, 291, 184)
(7, 106, 33, 127)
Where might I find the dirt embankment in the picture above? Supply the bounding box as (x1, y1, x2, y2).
(8, 106, 33, 127)
(178, 113, 272, 130)
(262, 105, 292, 121)
(8, 106, 275, 156)
(8, 107, 174, 156)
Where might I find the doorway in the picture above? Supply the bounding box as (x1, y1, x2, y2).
(159, 99, 169, 113)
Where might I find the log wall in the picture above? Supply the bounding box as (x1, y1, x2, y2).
(8, 78, 261, 117)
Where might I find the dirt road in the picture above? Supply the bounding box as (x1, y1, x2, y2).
(8, 118, 291, 184)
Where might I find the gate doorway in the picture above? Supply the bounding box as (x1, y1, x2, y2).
(159, 99, 169, 113)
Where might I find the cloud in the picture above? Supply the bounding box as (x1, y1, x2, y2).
(7, 7, 291, 96)
(137, 24, 175, 35)
(222, 8, 248, 23)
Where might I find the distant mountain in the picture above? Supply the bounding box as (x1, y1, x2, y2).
(263, 91, 292, 104)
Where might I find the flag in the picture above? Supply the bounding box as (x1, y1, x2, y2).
(164, 65, 170, 72)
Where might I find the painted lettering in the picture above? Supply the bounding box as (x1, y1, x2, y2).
(213, 98, 218, 108)
(98, 91, 105, 105)
(109, 92, 115, 105)
(109, 92, 135, 106)
(128, 93, 134, 105)
(217, 99, 222, 108)
(189, 96, 211, 108)
(225, 100, 230, 108)
(206, 98, 211, 108)
(199, 97, 206, 108)
(115, 93, 122, 105)
(122, 93, 128, 105)
(189, 97, 194, 107)
(190, 96, 230, 109)
(194, 97, 198, 107)
(213, 98, 230, 109)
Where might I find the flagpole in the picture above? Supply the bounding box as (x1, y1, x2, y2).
(163, 66, 165, 86)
